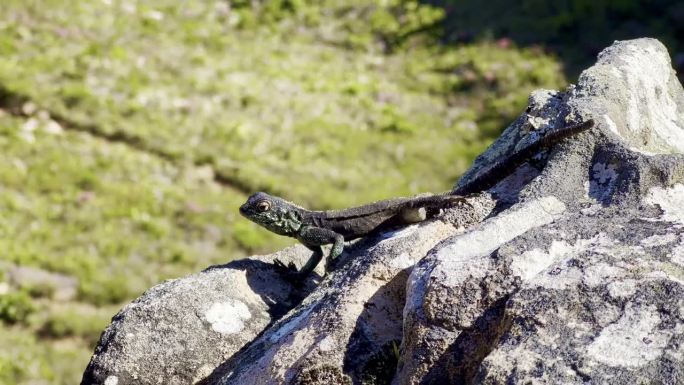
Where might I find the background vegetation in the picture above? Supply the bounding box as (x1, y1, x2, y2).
(0, 1, 680, 384)
(433, 0, 684, 81)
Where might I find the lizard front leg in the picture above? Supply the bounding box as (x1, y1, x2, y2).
(297, 226, 344, 277)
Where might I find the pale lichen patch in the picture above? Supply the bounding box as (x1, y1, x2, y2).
(510, 240, 578, 281)
(318, 335, 336, 352)
(603, 114, 621, 137)
(533, 266, 584, 290)
(591, 162, 618, 184)
(510, 247, 554, 281)
(436, 196, 566, 286)
(672, 243, 684, 267)
(583, 262, 625, 287)
(527, 114, 550, 130)
(640, 233, 678, 247)
(644, 184, 684, 224)
(389, 252, 415, 270)
(531, 234, 615, 290)
(607, 279, 637, 298)
(104, 376, 119, 385)
(587, 304, 669, 367)
(205, 299, 251, 334)
(579, 203, 602, 216)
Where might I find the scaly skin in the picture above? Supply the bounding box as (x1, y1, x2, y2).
(239, 192, 467, 279)
(239, 119, 595, 280)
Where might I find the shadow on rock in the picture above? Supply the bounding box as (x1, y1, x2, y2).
(421, 296, 511, 385)
(204, 258, 319, 321)
(342, 270, 409, 385)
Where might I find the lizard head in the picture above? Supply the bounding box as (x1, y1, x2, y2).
(239, 192, 302, 236)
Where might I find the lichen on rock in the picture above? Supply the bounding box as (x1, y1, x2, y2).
(397, 38, 684, 385)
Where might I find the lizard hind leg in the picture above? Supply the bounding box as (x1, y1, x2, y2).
(399, 194, 469, 223)
(400, 207, 427, 223)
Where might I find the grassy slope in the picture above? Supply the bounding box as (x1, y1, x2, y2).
(0, 1, 565, 384)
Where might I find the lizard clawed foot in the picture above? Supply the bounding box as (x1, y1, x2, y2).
(324, 261, 333, 275)
(324, 255, 342, 273)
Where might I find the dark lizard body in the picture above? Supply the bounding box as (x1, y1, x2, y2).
(240, 191, 466, 278)
(239, 119, 595, 279)
(294, 194, 463, 240)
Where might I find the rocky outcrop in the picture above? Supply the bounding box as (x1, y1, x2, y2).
(396, 38, 684, 385)
(81, 246, 317, 385)
(82, 38, 684, 385)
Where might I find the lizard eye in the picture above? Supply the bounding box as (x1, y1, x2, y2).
(256, 200, 271, 212)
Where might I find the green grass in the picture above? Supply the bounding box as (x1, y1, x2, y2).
(0, 0, 564, 207)
(0, 1, 566, 384)
(0, 325, 93, 385)
(0, 113, 289, 305)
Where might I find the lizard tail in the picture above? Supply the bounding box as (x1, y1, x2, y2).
(394, 193, 469, 224)
(536, 119, 595, 148)
(454, 119, 595, 195)
(407, 193, 469, 208)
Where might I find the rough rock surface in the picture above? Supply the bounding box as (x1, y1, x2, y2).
(81, 246, 317, 385)
(397, 38, 684, 385)
(83, 38, 684, 385)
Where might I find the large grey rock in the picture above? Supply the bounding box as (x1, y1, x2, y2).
(395, 38, 684, 385)
(83, 38, 684, 385)
(474, 208, 684, 384)
(81, 246, 316, 385)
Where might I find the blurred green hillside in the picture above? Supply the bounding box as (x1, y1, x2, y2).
(0, 0, 652, 384)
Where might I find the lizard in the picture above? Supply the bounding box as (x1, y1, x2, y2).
(239, 119, 595, 280)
